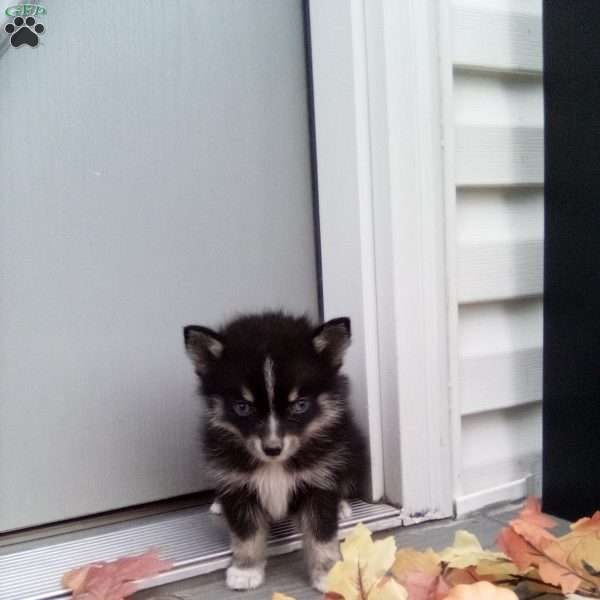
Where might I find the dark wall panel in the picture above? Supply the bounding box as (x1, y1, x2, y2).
(543, 0, 600, 520)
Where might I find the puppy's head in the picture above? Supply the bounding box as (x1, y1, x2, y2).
(183, 313, 350, 463)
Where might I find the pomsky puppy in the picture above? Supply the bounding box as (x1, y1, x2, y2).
(183, 311, 367, 591)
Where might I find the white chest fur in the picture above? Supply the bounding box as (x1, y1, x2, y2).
(250, 464, 298, 520)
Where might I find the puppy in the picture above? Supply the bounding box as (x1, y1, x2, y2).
(183, 311, 367, 591)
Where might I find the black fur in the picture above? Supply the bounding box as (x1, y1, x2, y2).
(184, 312, 367, 567)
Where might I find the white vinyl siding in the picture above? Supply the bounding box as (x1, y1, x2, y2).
(448, 0, 544, 514)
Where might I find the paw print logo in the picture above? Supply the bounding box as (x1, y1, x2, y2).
(5, 16, 44, 47)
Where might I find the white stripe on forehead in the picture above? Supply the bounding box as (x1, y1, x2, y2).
(267, 413, 279, 441)
(263, 356, 275, 408)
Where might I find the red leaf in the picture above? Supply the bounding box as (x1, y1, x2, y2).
(518, 498, 556, 530)
(403, 572, 449, 600)
(63, 549, 173, 600)
(496, 500, 583, 595)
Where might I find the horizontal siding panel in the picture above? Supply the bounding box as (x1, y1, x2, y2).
(455, 126, 543, 186)
(461, 403, 543, 495)
(460, 347, 542, 414)
(454, 71, 543, 127)
(457, 187, 544, 243)
(458, 239, 543, 302)
(459, 299, 542, 356)
(452, 2, 542, 74)
(459, 300, 543, 414)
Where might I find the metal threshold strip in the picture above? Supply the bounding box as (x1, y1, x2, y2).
(0, 500, 402, 600)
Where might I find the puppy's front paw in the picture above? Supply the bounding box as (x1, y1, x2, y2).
(209, 499, 222, 515)
(226, 563, 265, 590)
(311, 571, 329, 593)
(338, 499, 352, 520)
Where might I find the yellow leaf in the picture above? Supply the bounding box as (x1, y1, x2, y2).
(341, 523, 377, 561)
(272, 594, 296, 600)
(392, 548, 442, 580)
(328, 560, 363, 600)
(475, 559, 521, 579)
(440, 531, 506, 569)
(369, 576, 409, 600)
(327, 523, 406, 600)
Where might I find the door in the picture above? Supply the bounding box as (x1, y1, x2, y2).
(0, 0, 318, 531)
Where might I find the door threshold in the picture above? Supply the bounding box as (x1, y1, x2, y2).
(0, 499, 402, 600)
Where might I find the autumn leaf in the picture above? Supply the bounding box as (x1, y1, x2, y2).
(390, 547, 447, 600)
(497, 499, 583, 594)
(440, 531, 506, 569)
(474, 559, 521, 580)
(404, 572, 450, 600)
(272, 594, 296, 600)
(327, 523, 408, 600)
(549, 511, 600, 589)
(393, 548, 442, 579)
(62, 549, 173, 600)
(444, 566, 499, 588)
(369, 576, 410, 600)
(519, 497, 557, 530)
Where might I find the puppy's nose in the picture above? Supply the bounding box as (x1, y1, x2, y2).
(262, 442, 282, 457)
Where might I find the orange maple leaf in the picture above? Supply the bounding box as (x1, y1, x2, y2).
(551, 510, 600, 589)
(497, 498, 583, 594)
(518, 498, 556, 530)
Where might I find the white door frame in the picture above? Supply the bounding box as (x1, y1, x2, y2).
(309, 0, 455, 518)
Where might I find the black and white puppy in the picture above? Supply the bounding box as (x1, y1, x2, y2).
(183, 311, 367, 592)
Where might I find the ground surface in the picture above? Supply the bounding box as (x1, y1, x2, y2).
(136, 502, 552, 600)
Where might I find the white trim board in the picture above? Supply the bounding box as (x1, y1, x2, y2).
(311, 0, 455, 517)
(308, 0, 384, 501)
(455, 476, 533, 516)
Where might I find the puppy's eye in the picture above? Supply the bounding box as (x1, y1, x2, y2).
(233, 401, 253, 417)
(290, 398, 311, 415)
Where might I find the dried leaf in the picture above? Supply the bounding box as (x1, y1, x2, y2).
(440, 531, 506, 569)
(445, 566, 496, 587)
(497, 500, 583, 594)
(519, 497, 557, 530)
(496, 527, 539, 573)
(272, 594, 296, 600)
(370, 576, 410, 600)
(393, 548, 442, 579)
(62, 549, 173, 600)
(475, 559, 521, 580)
(391, 547, 446, 600)
(327, 523, 407, 600)
(328, 560, 365, 600)
(404, 572, 450, 600)
(555, 511, 600, 587)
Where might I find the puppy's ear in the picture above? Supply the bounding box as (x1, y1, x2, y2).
(183, 325, 224, 375)
(312, 317, 351, 367)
